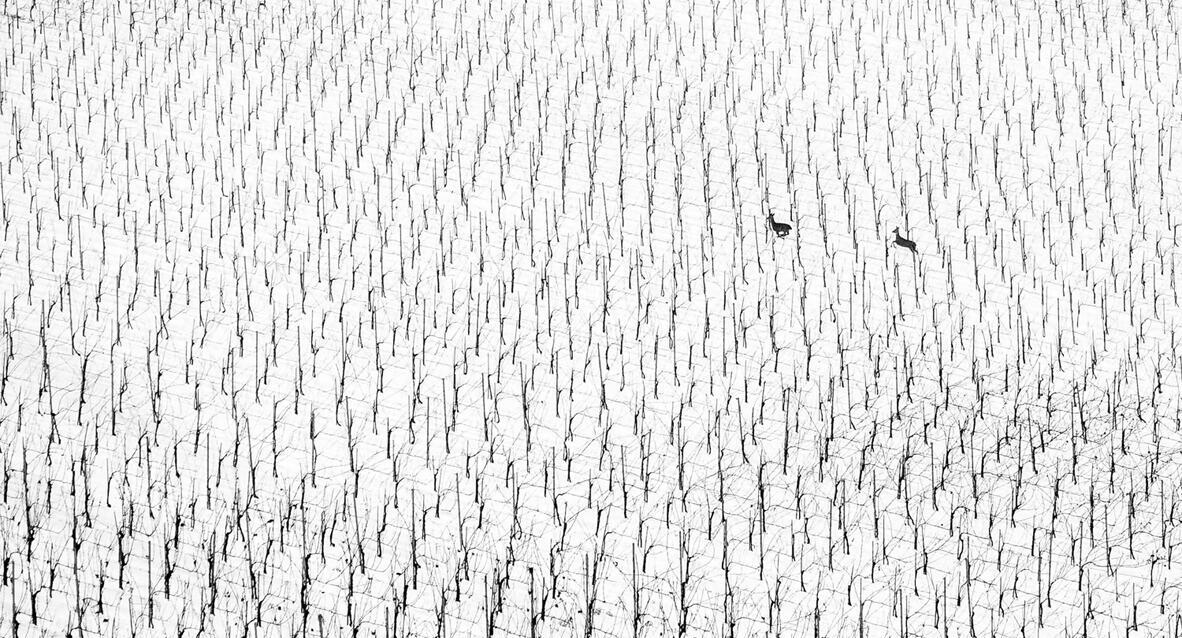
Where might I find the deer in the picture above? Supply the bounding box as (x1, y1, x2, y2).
(767, 213, 792, 238)
(892, 227, 917, 254)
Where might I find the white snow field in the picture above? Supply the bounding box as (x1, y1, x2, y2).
(3, 0, 1182, 635)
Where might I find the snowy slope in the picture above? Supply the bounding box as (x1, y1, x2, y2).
(2, 0, 1182, 636)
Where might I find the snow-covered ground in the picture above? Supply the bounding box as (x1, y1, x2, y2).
(2, 0, 1182, 635)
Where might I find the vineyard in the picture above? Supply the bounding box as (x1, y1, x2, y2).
(2, 0, 1182, 635)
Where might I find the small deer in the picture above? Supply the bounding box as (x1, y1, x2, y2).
(767, 214, 792, 238)
(892, 227, 917, 254)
